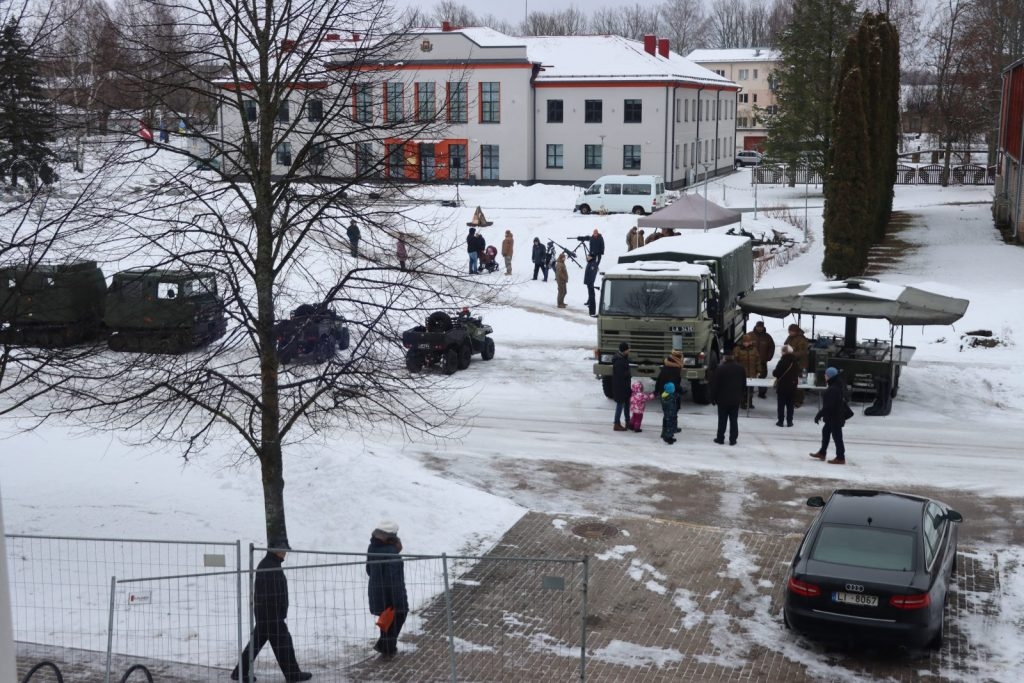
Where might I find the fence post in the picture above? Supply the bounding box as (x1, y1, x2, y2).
(580, 557, 589, 682)
(442, 552, 457, 682)
(235, 540, 244, 679)
(104, 575, 116, 683)
(245, 543, 255, 677)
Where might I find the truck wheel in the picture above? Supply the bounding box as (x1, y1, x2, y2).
(317, 336, 336, 361)
(405, 350, 424, 372)
(441, 348, 459, 375)
(632, 206, 647, 215)
(481, 337, 495, 360)
(578, 204, 591, 215)
(601, 376, 614, 399)
(458, 343, 472, 369)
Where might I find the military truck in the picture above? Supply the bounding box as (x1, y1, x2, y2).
(593, 234, 754, 403)
(105, 268, 227, 353)
(0, 261, 107, 346)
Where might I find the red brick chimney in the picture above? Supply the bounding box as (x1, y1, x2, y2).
(280, 39, 296, 53)
(643, 34, 656, 55)
(324, 33, 340, 41)
(658, 38, 669, 58)
(442, 21, 452, 32)
(350, 32, 361, 42)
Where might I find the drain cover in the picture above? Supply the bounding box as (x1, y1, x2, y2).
(571, 522, 619, 539)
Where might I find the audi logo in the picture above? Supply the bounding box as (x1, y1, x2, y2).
(845, 583, 865, 593)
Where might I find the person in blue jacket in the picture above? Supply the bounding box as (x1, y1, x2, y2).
(366, 521, 408, 658)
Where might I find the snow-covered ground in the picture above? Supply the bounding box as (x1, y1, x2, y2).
(3, 149, 1023, 678)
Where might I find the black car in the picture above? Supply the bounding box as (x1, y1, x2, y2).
(783, 489, 962, 650)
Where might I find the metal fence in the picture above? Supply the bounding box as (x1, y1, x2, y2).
(751, 162, 995, 185)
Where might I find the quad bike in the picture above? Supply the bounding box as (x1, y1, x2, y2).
(402, 308, 495, 374)
(276, 304, 350, 364)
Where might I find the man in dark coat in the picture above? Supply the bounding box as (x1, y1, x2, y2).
(366, 521, 409, 658)
(467, 228, 479, 274)
(231, 542, 311, 682)
(347, 220, 361, 258)
(655, 350, 684, 413)
(709, 353, 746, 445)
(531, 237, 547, 280)
(772, 344, 800, 427)
(589, 228, 605, 264)
(811, 367, 848, 464)
(611, 342, 631, 431)
(583, 255, 599, 316)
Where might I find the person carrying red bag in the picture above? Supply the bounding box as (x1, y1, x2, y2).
(366, 520, 408, 658)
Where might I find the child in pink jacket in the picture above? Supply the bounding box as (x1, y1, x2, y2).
(628, 380, 655, 432)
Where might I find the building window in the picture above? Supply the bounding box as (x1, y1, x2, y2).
(692, 99, 697, 121)
(307, 141, 326, 168)
(386, 142, 404, 178)
(623, 144, 641, 170)
(416, 82, 435, 122)
(624, 99, 642, 123)
(545, 144, 563, 169)
(766, 105, 778, 116)
(480, 82, 500, 123)
(714, 69, 725, 77)
(481, 144, 499, 180)
(547, 99, 563, 123)
(385, 82, 404, 123)
(449, 143, 467, 180)
(306, 98, 323, 122)
(737, 116, 748, 127)
(683, 143, 688, 168)
(674, 144, 680, 169)
(739, 94, 748, 104)
(277, 100, 290, 123)
(738, 68, 749, 80)
(584, 144, 602, 169)
(753, 94, 758, 104)
(584, 99, 602, 123)
(275, 141, 291, 166)
(244, 100, 257, 122)
(447, 82, 467, 123)
(354, 84, 373, 123)
(355, 142, 375, 176)
(675, 98, 680, 123)
(753, 69, 759, 79)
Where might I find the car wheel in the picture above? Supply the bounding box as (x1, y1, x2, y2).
(405, 350, 424, 373)
(441, 348, 459, 375)
(578, 204, 591, 215)
(782, 609, 792, 630)
(928, 605, 945, 650)
(632, 206, 646, 215)
(458, 343, 472, 370)
(481, 337, 495, 360)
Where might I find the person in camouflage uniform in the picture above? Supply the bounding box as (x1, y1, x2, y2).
(784, 324, 810, 407)
(751, 320, 776, 399)
(733, 333, 761, 409)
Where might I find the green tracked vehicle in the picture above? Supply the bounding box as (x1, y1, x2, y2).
(104, 268, 227, 353)
(0, 261, 107, 347)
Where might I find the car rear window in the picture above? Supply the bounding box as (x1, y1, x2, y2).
(811, 524, 915, 571)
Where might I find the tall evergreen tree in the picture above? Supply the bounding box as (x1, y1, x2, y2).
(763, 0, 859, 182)
(0, 18, 54, 188)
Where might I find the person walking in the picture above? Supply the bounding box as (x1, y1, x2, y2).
(231, 541, 312, 682)
(751, 320, 776, 399)
(554, 252, 568, 308)
(583, 254, 599, 316)
(396, 236, 408, 271)
(589, 228, 606, 264)
(466, 228, 479, 274)
(772, 344, 800, 427)
(810, 367, 849, 464)
(611, 341, 631, 431)
(660, 381, 679, 444)
(628, 379, 654, 432)
(501, 230, 514, 275)
(366, 521, 409, 658)
(347, 220, 361, 258)
(733, 334, 760, 409)
(710, 353, 746, 446)
(784, 324, 810, 407)
(531, 237, 546, 280)
(626, 226, 638, 252)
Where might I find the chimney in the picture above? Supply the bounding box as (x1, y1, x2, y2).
(280, 39, 296, 53)
(351, 32, 361, 42)
(442, 21, 452, 32)
(643, 34, 656, 55)
(325, 33, 340, 41)
(658, 38, 669, 58)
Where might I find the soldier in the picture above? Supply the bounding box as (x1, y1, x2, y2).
(733, 334, 761, 409)
(501, 230, 514, 275)
(584, 254, 599, 316)
(751, 320, 776, 399)
(627, 226, 638, 251)
(784, 323, 810, 407)
(589, 228, 605, 264)
(554, 252, 568, 308)
(637, 229, 646, 248)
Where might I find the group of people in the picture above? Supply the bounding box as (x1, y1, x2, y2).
(345, 219, 412, 271)
(607, 322, 851, 463)
(231, 522, 409, 681)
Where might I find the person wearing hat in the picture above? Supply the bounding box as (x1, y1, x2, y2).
(709, 353, 746, 446)
(366, 521, 408, 658)
(660, 381, 679, 444)
(784, 324, 810, 407)
(811, 367, 849, 464)
(589, 228, 605, 264)
(772, 344, 800, 427)
(231, 539, 312, 682)
(751, 321, 776, 399)
(626, 226, 638, 252)
(655, 350, 684, 416)
(466, 227, 479, 274)
(611, 341, 632, 431)
(733, 333, 760, 409)
(500, 229, 514, 275)
(554, 252, 569, 308)
(347, 219, 361, 258)
(628, 379, 654, 432)
(531, 237, 547, 281)
(583, 254, 599, 316)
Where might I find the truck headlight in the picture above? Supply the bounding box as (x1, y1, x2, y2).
(600, 354, 614, 363)
(682, 357, 696, 367)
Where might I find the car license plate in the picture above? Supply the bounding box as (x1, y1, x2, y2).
(418, 343, 430, 349)
(832, 591, 879, 607)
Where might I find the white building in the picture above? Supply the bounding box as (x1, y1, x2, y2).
(219, 25, 739, 189)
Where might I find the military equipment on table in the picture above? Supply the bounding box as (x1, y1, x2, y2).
(105, 268, 226, 353)
(402, 308, 494, 374)
(276, 304, 350, 364)
(594, 234, 754, 403)
(0, 261, 107, 347)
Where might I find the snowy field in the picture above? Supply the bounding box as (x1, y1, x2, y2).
(3, 144, 1024, 679)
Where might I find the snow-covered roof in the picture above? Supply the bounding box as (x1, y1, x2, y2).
(627, 233, 751, 259)
(686, 48, 780, 63)
(603, 260, 711, 278)
(433, 26, 527, 48)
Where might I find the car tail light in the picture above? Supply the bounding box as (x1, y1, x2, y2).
(889, 593, 931, 609)
(697, 351, 705, 366)
(787, 577, 821, 597)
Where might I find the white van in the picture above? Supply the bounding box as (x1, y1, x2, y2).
(573, 175, 667, 216)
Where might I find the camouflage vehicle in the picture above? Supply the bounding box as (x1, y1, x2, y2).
(594, 234, 754, 403)
(0, 260, 107, 346)
(105, 268, 226, 353)
(275, 304, 350, 364)
(402, 308, 494, 374)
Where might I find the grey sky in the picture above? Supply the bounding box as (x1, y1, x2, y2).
(391, 0, 618, 26)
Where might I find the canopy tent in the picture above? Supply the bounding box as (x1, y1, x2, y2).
(738, 278, 969, 326)
(637, 194, 741, 231)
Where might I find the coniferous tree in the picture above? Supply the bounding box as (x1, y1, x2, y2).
(878, 17, 901, 227)
(0, 19, 55, 188)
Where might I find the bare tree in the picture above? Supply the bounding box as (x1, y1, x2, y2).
(659, 0, 710, 54)
(520, 7, 589, 36)
(430, 0, 477, 27)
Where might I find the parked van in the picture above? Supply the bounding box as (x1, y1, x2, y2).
(573, 175, 667, 216)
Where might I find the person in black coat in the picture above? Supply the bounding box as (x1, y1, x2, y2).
(772, 344, 800, 427)
(811, 367, 848, 464)
(467, 228, 479, 274)
(589, 228, 605, 264)
(611, 342, 631, 431)
(231, 542, 311, 682)
(347, 220, 361, 258)
(366, 521, 409, 658)
(531, 237, 547, 281)
(583, 255, 599, 316)
(709, 354, 746, 445)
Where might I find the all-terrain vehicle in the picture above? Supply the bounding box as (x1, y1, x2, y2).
(402, 308, 495, 374)
(0, 260, 107, 347)
(105, 268, 227, 353)
(276, 303, 350, 364)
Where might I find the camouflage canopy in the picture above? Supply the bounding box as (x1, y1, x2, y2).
(636, 194, 741, 231)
